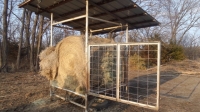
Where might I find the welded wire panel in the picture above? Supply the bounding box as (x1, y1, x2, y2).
(89, 45, 117, 99)
(89, 43, 160, 110)
(119, 43, 159, 109)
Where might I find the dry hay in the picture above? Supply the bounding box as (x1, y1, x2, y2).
(88, 36, 114, 44)
(39, 46, 57, 80)
(39, 36, 116, 94)
(39, 36, 86, 94)
(55, 36, 86, 93)
(88, 37, 117, 88)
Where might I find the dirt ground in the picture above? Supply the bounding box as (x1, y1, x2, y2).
(0, 59, 200, 112)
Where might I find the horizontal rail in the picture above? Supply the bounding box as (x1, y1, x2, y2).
(89, 43, 117, 46)
(54, 94, 86, 109)
(88, 92, 117, 101)
(88, 42, 159, 47)
(69, 99, 86, 109)
(119, 42, 160, 45)
(51, 85, 86, 98)
(52, 15, 86, 25)
(54, 94, 65, 100)
(53, 25, 74, 30)
(89, 16, 120, 25)
(119, 99, 158, 111)
(90, 84, 126, 94)
(91, 25, 123, 33)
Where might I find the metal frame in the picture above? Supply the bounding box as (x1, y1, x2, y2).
(88, 42, 160, 110)
(48, 1, 160, 112)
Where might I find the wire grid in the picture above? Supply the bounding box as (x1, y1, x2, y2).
(119, 44, 158, 106)
(89, 45, 117, 98)
(89, 43, 159, 108)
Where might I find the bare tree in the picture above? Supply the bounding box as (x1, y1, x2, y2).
(30, 15, 39, 71)
(35, 15, 44, 70)
(159, 0, 200, 44)
(1, 0, 8, 72)
(25, 10, 32, 60)
(16, 9, 25, 70)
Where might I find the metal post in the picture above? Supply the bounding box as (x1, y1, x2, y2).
(50, 13, 54, 99)
(50, 13, 53, 46)
(116, 44, 120, 101)
(90, 32, 92, 38)
(125, 24, 128, 43)
(156, 42, 161, 111)
(85, 0, 89, 111)
(124, 24, 129, 92)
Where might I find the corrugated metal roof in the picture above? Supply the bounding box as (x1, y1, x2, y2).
(19, 0, 159, 34)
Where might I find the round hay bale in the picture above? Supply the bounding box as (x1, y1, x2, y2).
(55, 36, 86, 93)
(39, 46, 57, 80)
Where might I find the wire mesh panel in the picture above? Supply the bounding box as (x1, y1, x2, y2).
(118, 43, 160, 110)
(88, 42, 160, 110)
(89, 44, 118, 100)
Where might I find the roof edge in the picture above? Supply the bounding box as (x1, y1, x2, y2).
(18, 0, 32, 8)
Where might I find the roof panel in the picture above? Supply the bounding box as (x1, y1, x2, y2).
(18, 0, 159, 34)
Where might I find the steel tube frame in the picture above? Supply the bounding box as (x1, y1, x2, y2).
(116, 44, 120, 101)
(125, 24, 128, 43)
(52, 15, 86, 25)
(85, 0, 89, 112)
(54, 94, 86, 109)
(90, 25, 124, 33)
(88, 42, 160, 110)
(156, 42, 161, 111)
(89, 16, 120, 25)
(50, 13, 54, 99)
(50, 13, 53, 46)
(52, 85, 86, 98)
(48, 0, 160, 111)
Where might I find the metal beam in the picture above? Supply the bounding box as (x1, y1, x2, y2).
(28, 4, 51, 13)
(92, 5, 137, 18)
(74, 13, 147, 30)
(37, 0, 73, 14)
(52, 15, 86, 25)
(18, 0, 35, 8)
(60, 4, 138, 25)
(89, 1, 128, 24)
(90, 25, 123, 33)
(89, 16, 120, 26)
(54, 0, 115, 20)
(91, 23, 159, 35)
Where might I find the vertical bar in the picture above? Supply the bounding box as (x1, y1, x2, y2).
(125, 24, 128, 43)
(116, 44, 120, 101)
(85, 94, 88, 112)
(90, 32, 92, 38)
(50, 81, 53, 99)
(50, 13, 54, 99)
(156, 42, 161, 110)
(87, 45, 90, 93)
(85, 1, 89, 112)
(50, 13, 53, 47)
(125, 24, 129, 92)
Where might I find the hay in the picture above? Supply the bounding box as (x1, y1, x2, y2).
(39, 36, 115, 94)
(39, 46, 57, 80)
(55, 36, 86, 93)
(88, 36, 114, 44)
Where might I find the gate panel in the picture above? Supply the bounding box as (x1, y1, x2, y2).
(118, 43, 160, 110)
(88, 42, 160, 110)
